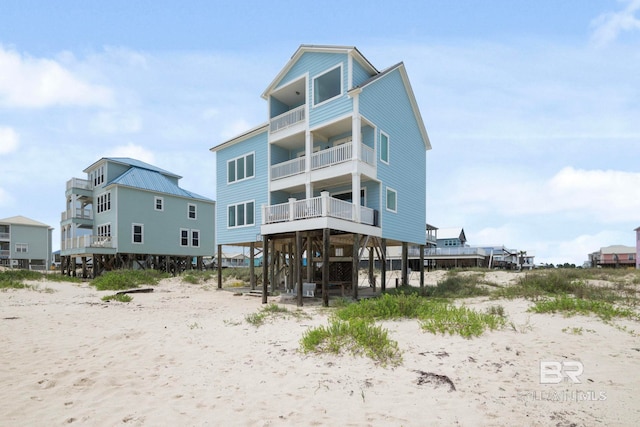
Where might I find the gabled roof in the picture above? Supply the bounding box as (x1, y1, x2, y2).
(349, 62, 431, 151)
(107, 167, 213, 202)
(600, 245, 635, 254)
(261, 44, 378, 99)
(84, 157, 181, 179)
(437, 227, 466, 242)
(0, 215, 51, 228)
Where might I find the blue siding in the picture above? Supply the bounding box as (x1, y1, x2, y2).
(359, 70, 427, 245)
(216, 131, 268, 245)
(352, 59, 374, 87)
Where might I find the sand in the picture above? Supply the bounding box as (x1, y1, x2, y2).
(1, 271, 639, 426)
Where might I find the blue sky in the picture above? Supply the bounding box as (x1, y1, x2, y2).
(1, 0, 639, 265)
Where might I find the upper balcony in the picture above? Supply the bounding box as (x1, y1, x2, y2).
(61, 207, 94, 228)
(65, 177, 93, 199)
(271, 142, 375, 183)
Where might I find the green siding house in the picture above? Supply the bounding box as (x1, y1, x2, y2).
(0, 215, 53, 270)
(60, 158, 215, 277)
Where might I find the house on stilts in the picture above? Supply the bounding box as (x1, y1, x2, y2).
(60, 157, 215, 277)
(210, 45, 431, 305)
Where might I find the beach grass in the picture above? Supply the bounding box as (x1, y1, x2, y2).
(92, 269, 168, 291)
(101, 293, 133, 303)
(245, 302, 310, 327)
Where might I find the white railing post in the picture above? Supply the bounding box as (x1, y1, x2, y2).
(261, 204, 266, 225)
(288, 198, 296, 221)
(321, 191, 330, 217)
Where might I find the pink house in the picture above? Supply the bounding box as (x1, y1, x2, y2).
(636, 227, 640, 269)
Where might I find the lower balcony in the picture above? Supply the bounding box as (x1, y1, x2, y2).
(61, 235, 115, 255)
(261, 192, 380, 237)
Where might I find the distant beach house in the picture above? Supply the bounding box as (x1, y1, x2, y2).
(0, 215, 53, 270)
(210, 45, 431, 303)
(60, 158, 215, 277)
(636, 227, 640, 269)
(589, 244, 636, 268)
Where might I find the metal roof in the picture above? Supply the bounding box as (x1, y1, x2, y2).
(0, 215, 52, 228)
(107, 167, 213, 202)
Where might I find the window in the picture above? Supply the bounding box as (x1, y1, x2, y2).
(97, 192, 111, 213)
(227, 153, 255, 184)
(380, 131, 389, 164)
(228, 201, 255, 228)
(180, 229, 189, 246)
(191, 230, 200, 248)
(15, 243, 28, 253)
(386, 187, 397, 212)
(335, 247, 344, 257)
(314, 65, 342, 105)
(97, 224, 111, 237)
(132, 223, 144, 244)
(188, 204, 197, 220)
(155, 197, 164, 211)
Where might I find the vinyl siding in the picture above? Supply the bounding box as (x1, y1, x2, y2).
(359, 69, 427, 245)
(114, 186, 215, 255)
(215, 130, 268, 245)
(8, 224, 51, 261)
(351, 58, 374, 87)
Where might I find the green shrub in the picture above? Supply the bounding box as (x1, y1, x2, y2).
(300, 318, 402, 366)
(92, 269, 167, 291)
(531, 295, 638, 321)
(101, 293, 133, 302)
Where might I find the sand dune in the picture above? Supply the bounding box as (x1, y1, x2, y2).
(1, 272, 638, 426)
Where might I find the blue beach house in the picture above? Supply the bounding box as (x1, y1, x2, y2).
(60, 158, 215, 277)
(210, 45, 431, 303)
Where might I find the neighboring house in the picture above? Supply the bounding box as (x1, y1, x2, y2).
(218, 252, 249, 268)
(0, 215, 53, 270)
(210, 45, 431, 301)
(590, 245, 636, 268)
(636, 227, 640, 269)
(423, 226, 533, 269)
(60, 157, 215, 277)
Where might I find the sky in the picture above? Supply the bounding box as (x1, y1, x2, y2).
(1, 0, 639, 266)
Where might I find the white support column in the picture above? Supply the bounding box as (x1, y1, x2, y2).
(288, 198, 296, 221)
(321, 191, 330, 217)
(305, 130, 313, 199)
(352, 172, 360, 223)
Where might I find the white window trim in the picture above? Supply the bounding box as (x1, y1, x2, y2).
(312, 63, 343, 108)
(386, 187, 397, 213)
(179, 228, 189, 247)
(227, 200, 256, 229)
(227, 151, 256, 185)
(191, 229, 200, 248)
(188, 203, 197, 220)
(155, 196, 164, 212)
(380, 131, 390, 165)
(132, 223, 144, 244)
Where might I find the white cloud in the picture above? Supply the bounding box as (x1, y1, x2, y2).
(0, 46, 113, 108)
(590, 0, 640, 47)
(89, 111, 142, 134)
(547, 167, 640, 222)
(0, 187, 14, 207)
(0, 126, 19, 154)
(104, 143, 155, 164)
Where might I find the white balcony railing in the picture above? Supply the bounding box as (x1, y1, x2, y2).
(425, 247, 487, 257)
(66, 178, 92, 191)
(270, 105, 305, 133)
(0, 249, 9, 258)
(0, 232, 9, 240)
(271, 156, 305, 180)
(262, 192, 378, 226)
(270, 142, 376, 181)
(61, 208, 94, 222)
(62, 235, 113, 251)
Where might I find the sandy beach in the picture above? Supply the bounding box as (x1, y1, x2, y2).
(1, 271, 639, 426)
